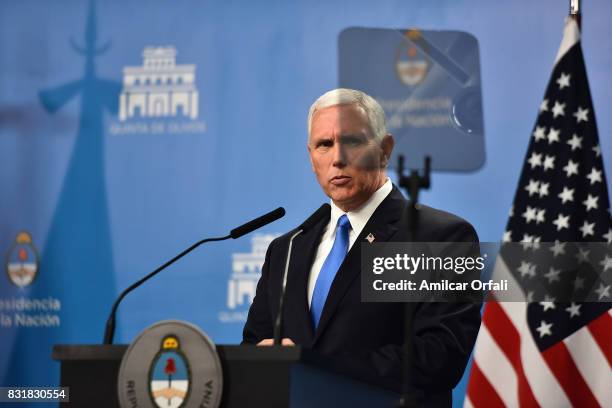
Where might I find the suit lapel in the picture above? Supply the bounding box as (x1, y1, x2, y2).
(313, 187, 406, 344)
(284, 213, 329, 345)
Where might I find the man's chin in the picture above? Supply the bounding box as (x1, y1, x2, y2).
(328, 189, 352, 202)
(329, 194, 360, 212)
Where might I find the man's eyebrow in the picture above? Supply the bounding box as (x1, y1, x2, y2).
(310, 136, 332, 147)
(311, 134, 332, 141)
(310, 132, 368, 144)
(339, 133, 368, 140)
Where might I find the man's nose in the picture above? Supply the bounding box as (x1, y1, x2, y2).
(332, 144, 347, 167)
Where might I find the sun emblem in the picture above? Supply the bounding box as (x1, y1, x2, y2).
(149, 335, 191, 408)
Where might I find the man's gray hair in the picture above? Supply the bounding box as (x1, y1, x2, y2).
(307, 88, 387, 142)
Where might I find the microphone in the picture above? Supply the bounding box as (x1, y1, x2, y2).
(230, 207, 285, 239)
(273, 204, 330, 344)
(103, 207, 285, 344)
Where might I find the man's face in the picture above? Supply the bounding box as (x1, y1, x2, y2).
(308, 104, 393, 212)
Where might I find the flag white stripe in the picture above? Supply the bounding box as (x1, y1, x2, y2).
(497, 302, 572, 408)
(473, 325, 519, 408)
(463, 395, 475, 408)
(490, 255, 526, 301)
(563, 326, 612, 407)
(488, 256, 525, 306)
(554, 17, 580, 64)
(494, 258, 572, 407)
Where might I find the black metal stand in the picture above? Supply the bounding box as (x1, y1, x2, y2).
(396, 155, 431, 408)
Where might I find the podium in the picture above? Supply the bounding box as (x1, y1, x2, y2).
(53, 345, 399, 407)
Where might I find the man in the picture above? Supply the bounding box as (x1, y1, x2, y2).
(243, 89, 481, 405)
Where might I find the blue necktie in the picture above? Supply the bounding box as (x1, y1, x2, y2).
(311, 214, 352, 329)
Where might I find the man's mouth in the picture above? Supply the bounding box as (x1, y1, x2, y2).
(330, 175, 351, 186)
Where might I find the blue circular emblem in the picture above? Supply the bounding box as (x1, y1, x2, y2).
(118, 320, 223, 408)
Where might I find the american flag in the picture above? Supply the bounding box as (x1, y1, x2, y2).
(466, 18, 612, 407)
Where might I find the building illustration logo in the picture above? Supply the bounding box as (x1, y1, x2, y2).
(119, 46, 199, 121)
(228, 234, 276, 309)
(5, 232, 39, 288)
(219, 234, 277, 323)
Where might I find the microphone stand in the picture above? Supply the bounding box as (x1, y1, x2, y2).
(102, 206, 285, 344)
(273, 203, 330, 345)
(396, 155, 431, 408)
(273, 229, 302, 345)
(103, 235, 230, 344)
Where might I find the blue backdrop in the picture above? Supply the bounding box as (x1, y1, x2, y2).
(1, 0, 611, 406)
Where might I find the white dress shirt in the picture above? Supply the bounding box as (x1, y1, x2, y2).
(307, 178, 393, 307)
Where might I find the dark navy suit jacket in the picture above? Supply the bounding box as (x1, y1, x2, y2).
(243, 187, 481, 406)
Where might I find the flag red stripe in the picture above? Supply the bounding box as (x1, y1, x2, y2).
(466, 362, 506, 408)
(586, 311, 612, 367)
(483, 302, 540, 407)
(542, 341, 601, 408)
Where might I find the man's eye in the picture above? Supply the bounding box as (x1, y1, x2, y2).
(316, 140, 333, 148)
(342, 136, 365, 146)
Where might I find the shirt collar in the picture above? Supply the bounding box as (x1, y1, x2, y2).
(329, 178, 393, 237)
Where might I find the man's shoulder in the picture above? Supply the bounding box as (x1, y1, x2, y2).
(265, 204, 331, 251)
(414, 203, 478, 242)
(416, 203, 470, 227)
(268, 228, 299, 247)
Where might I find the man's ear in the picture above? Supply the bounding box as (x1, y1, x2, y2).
(380, 134, 394, 167)
(307, 144, 315, 172)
